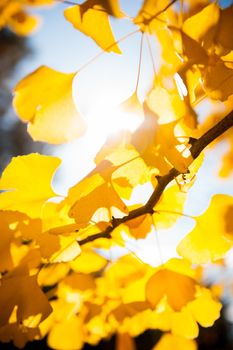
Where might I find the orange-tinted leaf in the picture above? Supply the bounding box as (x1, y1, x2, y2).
(116, 333, 136, 350)
(203, 61, 233, 101)
(215, 5, 233, 53)
(0, 266, 52, 328)
(183, 3, 220, 48)
(146, 269, 196, 311)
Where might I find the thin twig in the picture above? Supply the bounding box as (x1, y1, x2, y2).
(78, 111, 233, 245)
(135, 33, 144, 92)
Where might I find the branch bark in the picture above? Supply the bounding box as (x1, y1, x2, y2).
(78, 111, 233, 246)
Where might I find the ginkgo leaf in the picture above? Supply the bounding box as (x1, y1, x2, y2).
(181, 32, 208, 64)
(125, 213, 152, 239)
(152, 334, 197, 350)
(169, 286, 221, 338)
(0, 210, 41, 271)
(120, 92, 145, 122)
(62, 161, 128, 227)
(68, 180, 128, 226)
(38, 232, 81, 263)
(0, 154, 61, 218)
(188, 288, 221, 327)
(95, 144, 150, 199)
(111, 302, 150, 323)
(132, 108, 192, 174)
(48, 316, 83, 350)
(134, 0, 175, 30)
(0, 266, 52, 328)
(153, 184, 187, 229)
(60, 272, 96, 292)
(69, 250, 107, 273)
(38, 263, 70, 286)
(214, 5, 233, 53)
(64, 4, 121, 53)
(182, 3, 220, 48)
(170, 308, 199, 339)
(203, 61, 233, 101)
(147, 85, 197, 127)
(146, 269, 196, 311)
(13, 66, 86, 144)
(177, 194, 233, 264)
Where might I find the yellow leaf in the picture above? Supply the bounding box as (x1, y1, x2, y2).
(64, 4, 121, 53)
(70, 250, 107, 273)
(0, 154, 61, 218)
(0, 266, 52, 328)
(62, 161, 128, 227)
(147, 85, 197, 127)
(134, 0, 175, 30)
(13, 66, 86, 144)
(38, 263, 70, 286)
(215, 5, 233, 53)
(152, 333, 197, 350)
(170, 308, 199, 339)
(177, 194, 233, 263)
(183, 3, 220, 48)
(95, 145, 150, 199)
(38, 232, 81, 263)
(203, 60, 233, 101)
(188, 288, 221, 327)
(132, 108, 192, 174)
(146, 269, 196, 311)
(153, 184, 187, 229)
(48, 316, 83, 350)
(112, 302, 149, 323)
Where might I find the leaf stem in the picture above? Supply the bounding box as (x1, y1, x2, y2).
(135, 33, 144, 93)
(77, 29, 140, 73)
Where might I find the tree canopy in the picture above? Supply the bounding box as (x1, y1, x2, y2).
(0, 0, 233, 349)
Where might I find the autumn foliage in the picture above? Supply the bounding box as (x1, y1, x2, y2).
(0, 0, 233, 349)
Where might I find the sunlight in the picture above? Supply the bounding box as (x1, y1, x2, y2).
(85, 96, 144, 142)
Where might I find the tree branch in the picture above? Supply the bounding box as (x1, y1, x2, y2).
(78, 111, 233, 246)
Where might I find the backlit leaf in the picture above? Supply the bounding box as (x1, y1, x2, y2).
(177, 194, 233, 263)
(13, 66, 86, 144)
(0, 154, 61, 218)
(64, 4, 121, 53)
(146, 269, 196, 311)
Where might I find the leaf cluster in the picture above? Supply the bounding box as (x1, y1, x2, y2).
(0, 0, 233, 349)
